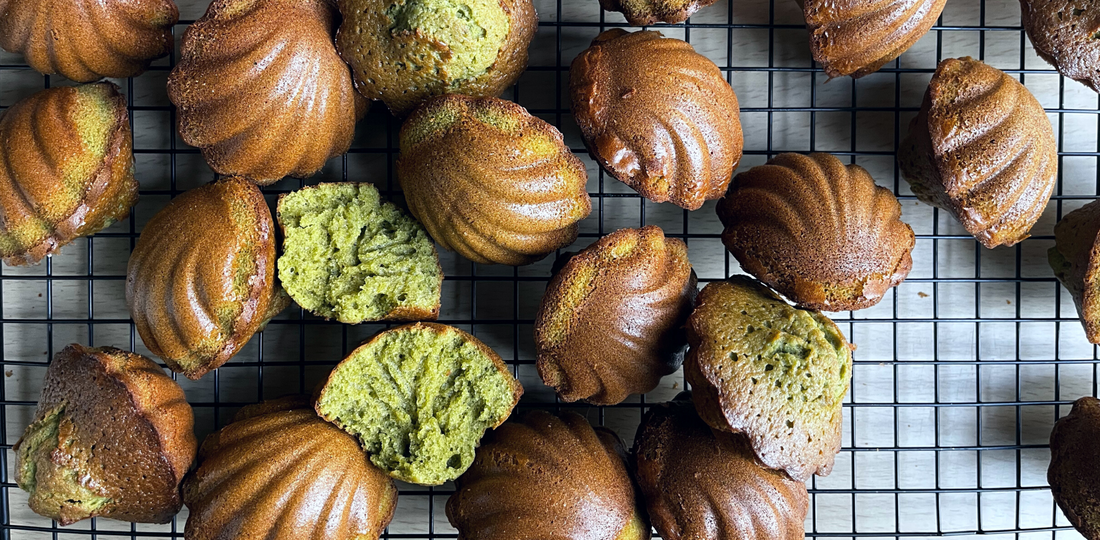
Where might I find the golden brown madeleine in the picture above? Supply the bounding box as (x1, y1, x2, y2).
(900, 57, 1057, 248)
(686, 276, 852, 482)
(0, 83, 138, 265)
(397, 95, 591, 266)
(1049, 200, 1100, 343)
(803, 0, 944, 79)
(535, 226, 697, 405)
(717, 153, 915, 311)
(571, 30, 743, 211)
(336, 0, 537, 116)
(168, 0, 366, 185)
(447, 410, 651, 540)
(599, 0, 716, 25)
(183, 396, 398, 540)
(127, 177, 288, 380)
(0, 0, 177, 82)
(1021, 0, 1100, 92)
(634, 398, 809, 540)
(1048, 396, 1100, 540)
(15, 344, 196, 525)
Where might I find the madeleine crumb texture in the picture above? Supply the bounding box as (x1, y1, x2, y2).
(277, 183, 442, 324)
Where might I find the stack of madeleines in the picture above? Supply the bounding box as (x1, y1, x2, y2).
(0, 0, 1097, 538)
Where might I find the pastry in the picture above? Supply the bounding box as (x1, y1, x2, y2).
(127, 177, 289, 380)
(15, 344, 196, 525)
(335, 0, 537, 116)
(535, 226, 697, 405)
(686, 275, 853, 482)
(717, 152, 915, 311)
(0, 0, 177, 82)
(599, 0, 716, 25)
(1048, 396, 1100, 540)
(168, 0, 366, 185)
(277, 182, 442, 324)
(397, 94, 590, 265)
(0, 83, 138, 266)
(1021, 0, 1100, 92)
(803, 0, 946, 78)
(570, 29, 743, 211)
(634, 397, 809, 540)
(446, 410, 651, 540)
(899, 57, 1057, 248)
(1049, 200, 1100, 343)
(183, 396, 397, 540)
(315, 322, 523, 485)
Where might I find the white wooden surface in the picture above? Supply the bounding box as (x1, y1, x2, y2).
(0, 0, 1096, 537)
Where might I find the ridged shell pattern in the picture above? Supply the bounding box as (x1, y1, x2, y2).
(717, 153, 915, 311)
(0, 83, 138, 266)
(900, 57, 1058, 248)
(804, 0, 945, 78)
(168, 0, 365, 185)
(183, 397, 398, 540)
(0, 0, 178, 82)
(634, 400, 809, 540)
(571, 29, 743, 211)
(446, 410, 650, 540)
(127, 177, 286, 380)
(535, 226, 697, 405)
(397, 95, 591, 266)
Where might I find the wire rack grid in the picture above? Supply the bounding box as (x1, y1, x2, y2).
(0, 0, 1098, 537)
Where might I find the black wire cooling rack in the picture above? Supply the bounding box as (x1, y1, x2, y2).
(1, 0, 1098, 537)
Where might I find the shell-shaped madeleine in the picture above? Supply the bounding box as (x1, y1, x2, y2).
(634, 399, 809, 540)
(15, 344, 195, 525)
(1022, 0, 1100, 92)
(1048, 396, 1100, 540)
(717, 153, 915, 311)
(446, 410, 651, 540)
(803, 0, 945, 78)
(598, 0, 717, 25)
(571, 29, 743, 211)
(1049, 200, 1100, 343)
(184, 397, 398, 540)
(0, 0, 177, 82)
(0, 83, 138, 266)
(127, 177, 288, 380)
(900, 57, 1057, 248)
(397, 95, 591, 266)
(168, 0, 366, 185)
(535, 226, 698, 405)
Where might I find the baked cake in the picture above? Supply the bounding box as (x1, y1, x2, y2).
(1050, 200, 1100, 343)
(397, 95, 590, 265)
(1048, 396, 1100, 540)
(15, 344, 195, 525)
(599, 0, 717, 25)
(899, 57, 1057, 248)
(717, 152, 915, 311)
(571, 29, 743, 211)
(535, 226, 697, 405)
(686, 275, 853, 482)
(127, 177, 288, 380)
(1021, 0, 1100, 91)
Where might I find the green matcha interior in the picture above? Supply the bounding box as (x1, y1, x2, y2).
(385, 0, 509, 83)
(277, 183, 441, 324)
(17, 405, 112, 522)
(316, 326, 517, 485)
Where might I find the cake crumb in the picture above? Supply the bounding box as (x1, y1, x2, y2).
(918, 291, 929, 298)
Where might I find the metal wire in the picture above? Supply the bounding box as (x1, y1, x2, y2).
(0, 0, 1095, 537)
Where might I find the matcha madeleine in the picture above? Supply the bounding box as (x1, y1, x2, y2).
(398, 95, 591, 266)
(127, 177, 289, 380)
(686, 275, 853, 482)
(316, 322, 523, 485)
(336, 0, 537, 116)
(277, 183, 443, 324)
(0, 83, 138, 265)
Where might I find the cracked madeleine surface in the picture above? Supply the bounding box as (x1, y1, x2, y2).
(127, 177, 288, 380)
(14, 344, 195, 525)
(686, 276, 853, 482)
(184, 396, 397, 540)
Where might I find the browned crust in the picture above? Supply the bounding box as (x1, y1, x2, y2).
(1051, 200, 1100, 343)
(1020, 0, 1100, 92)
(274, 183, 443, 323)
(597, 0, 717, 25)
(1048, 396, 1100, 540)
